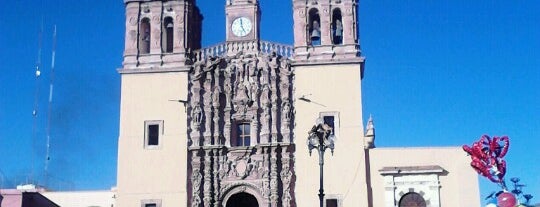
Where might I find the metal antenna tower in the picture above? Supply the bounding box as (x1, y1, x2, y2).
(31, 18, 44, 184)
(44, 25, 57, 185)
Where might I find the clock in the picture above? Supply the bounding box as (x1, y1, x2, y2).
(231, 17, 252, 37)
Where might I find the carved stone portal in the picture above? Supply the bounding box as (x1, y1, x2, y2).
(188, 52, 296, 207)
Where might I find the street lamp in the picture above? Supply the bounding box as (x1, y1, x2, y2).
(307, 118, 336, 207)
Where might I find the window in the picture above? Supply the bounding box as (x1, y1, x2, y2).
(162, 17, 174, 53)
(148, 124, 159, 145)
(235, 123, 251, 147)
(326, 199, 338, 207)
(332, 9, 343, 45)
(323, 116, 335, 135)
(324, 195, 342, 207)
(145, 120, 163, 149)
(320, 112, 339, 138)
(308, 8, 321, 46)
(139, 18, 151, 54)
(141, 199, 161, 207)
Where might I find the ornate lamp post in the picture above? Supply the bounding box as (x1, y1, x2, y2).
(307, 118, 336, 207)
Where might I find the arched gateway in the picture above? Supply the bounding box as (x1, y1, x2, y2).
(226, 192, 259, 207)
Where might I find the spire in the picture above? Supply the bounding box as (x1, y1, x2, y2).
(364, 114, 375, 149)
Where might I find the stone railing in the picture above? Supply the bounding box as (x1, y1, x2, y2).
(192, 40, 293, 61)
(259, 40, 293, 58)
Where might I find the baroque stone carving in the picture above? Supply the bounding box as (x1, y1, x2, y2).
(188, 52, 296, 207)
(188, 52, 293, 146)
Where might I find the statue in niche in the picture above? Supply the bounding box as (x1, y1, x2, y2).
(203, 83, 212, 106)
(224, 82, 232, 107)
(233, 82, 250, 113)
(264, 105, 271, 120)
(282, 101, 292, 122)
(211, 86, 221, 106)
(260, 85, 270, 106)
(250, 82, 259, 105)
(192, 105, 203, 127)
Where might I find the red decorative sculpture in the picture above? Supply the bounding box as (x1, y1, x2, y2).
(462, 135, 509, 185)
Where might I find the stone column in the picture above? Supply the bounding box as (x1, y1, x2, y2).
(203, 150, 213, 207)
(269, 147, 279, 207)
(191, 150, 203, 207)
(212, 148, 221, 207)
(281, 149, 292, 207)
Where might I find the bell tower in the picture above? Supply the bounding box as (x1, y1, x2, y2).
(122, 0, 202, 70)
(225, 0, 261, 42)
(292, 0, 363, 64)
(291, 0, 369, 206)
(117, 1, 201, 207)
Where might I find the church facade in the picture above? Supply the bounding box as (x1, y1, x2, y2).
(116, 0, 480, 207)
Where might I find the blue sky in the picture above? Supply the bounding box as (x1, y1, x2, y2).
(0, 0, 538, 202)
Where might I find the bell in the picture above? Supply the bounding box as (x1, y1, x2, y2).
(166, 22, 174, 28)
(311, 29, 321, 39)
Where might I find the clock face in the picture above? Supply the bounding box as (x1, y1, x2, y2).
(231, 17, 252, 37)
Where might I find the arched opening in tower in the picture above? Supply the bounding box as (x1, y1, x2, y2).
(162, 17, 174, 53)
(332, 9, 343, 45)
(139, 18, 151, 54)
(308, 8, 321, 46)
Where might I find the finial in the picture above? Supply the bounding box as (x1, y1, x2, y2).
(365, 114, 375, 149)
(366, 114, 374, 130)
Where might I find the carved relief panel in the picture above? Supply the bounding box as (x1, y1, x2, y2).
(187, 52, 295, 207)
(187, 52, 293, 147)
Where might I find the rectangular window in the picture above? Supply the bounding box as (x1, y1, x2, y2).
(148, 124, 159, 145)
(323, 115, 335, 135)
(326, 199, 338, 207)
(141, 199, 161, 207)
(320, 112, 339, 138)
(145, 120, 163, 149)
(235, 123, 251, 147)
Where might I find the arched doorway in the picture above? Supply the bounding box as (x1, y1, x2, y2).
(226, 192, 259, 207)
(399, 192, 427, 207)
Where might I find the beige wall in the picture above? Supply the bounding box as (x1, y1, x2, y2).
(43, 190, 115, 207)
(368, 147, 480, 207)
(116, 72, 189, 206)
(293, 63, 369, 206)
